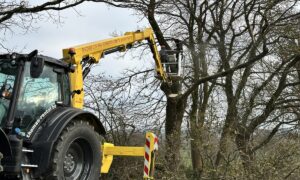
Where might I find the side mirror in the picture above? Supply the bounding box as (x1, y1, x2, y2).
(29, 50, 44, 78)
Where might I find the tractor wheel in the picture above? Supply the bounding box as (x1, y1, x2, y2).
(46, 120, 101, 180)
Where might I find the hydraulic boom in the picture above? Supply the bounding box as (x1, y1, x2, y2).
(62, 28, 168, 109)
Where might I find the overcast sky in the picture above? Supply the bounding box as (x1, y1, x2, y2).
(4, 2, 153, 76)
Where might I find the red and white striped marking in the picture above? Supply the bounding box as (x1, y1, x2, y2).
(144, 137, 151, 177)
(154, 134, 158, 150)
(144, 133, 159, 178)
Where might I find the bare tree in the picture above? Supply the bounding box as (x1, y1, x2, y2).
(92, 1, 300, 179)
(0, 0, 88, 51)
(9, 0, 296, 178)
(90, 0, 277, 177)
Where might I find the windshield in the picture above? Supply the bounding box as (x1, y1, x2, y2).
(17, 62, 62, 132)
(0, 60, 18, 127)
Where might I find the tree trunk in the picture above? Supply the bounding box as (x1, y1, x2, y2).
(235, 132, 256, 178)
(189, 89, 204, 179)
(161, 81, 186, 175)
(215, 98, 237, 174)
(190, 123, 204, 179)
(215, 118, 233, 167)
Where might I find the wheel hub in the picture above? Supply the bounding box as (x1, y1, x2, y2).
(64, 153, 75, 173)
(63, 141, 89, 179)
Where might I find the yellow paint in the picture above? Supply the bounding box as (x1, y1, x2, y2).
(101, 143, 114, 174)
(101, 143, 145, 173)
(101, 132, 158, 180)
(62, 28, 167, 109)
(103, 145, 144, 156)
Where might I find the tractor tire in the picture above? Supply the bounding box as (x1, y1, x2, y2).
(46, 120, 101, 180)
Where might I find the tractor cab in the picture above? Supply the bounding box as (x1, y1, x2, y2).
(0, 51, 71, 178)
(0, 51, 70, 134)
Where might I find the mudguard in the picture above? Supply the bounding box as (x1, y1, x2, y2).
(28, 106, 105, 177)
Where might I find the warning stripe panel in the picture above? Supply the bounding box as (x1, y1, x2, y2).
(145, 152, 150, 162)
(145, 139, 150, 148)
(143, 132, 159, 178)
(144, 165, 149, 175)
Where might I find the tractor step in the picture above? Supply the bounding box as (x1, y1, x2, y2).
(21, 164, 38, 168)
(22, 148, 34, 153)
(21, 148, 38, 168)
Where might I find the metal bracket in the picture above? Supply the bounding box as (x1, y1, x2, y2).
(101, 132, 159, 180)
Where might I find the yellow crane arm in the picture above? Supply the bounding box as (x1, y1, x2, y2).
(62, 28, 167, 109)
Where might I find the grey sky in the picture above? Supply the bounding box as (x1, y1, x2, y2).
(4, 2, 153, 76)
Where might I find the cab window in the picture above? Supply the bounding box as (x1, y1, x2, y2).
(17, 62, 62, 130)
